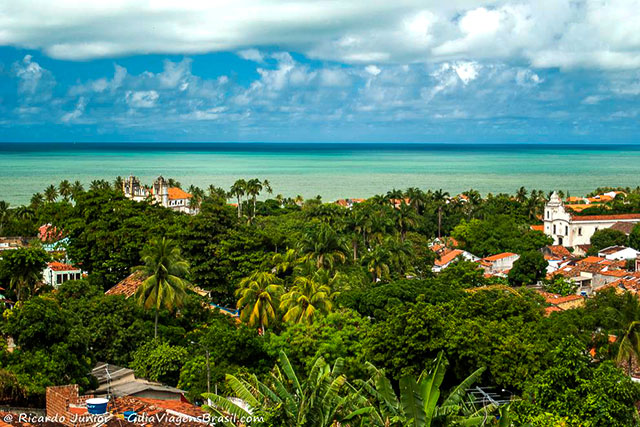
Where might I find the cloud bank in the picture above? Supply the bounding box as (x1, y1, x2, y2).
(1, 1, 640, 70)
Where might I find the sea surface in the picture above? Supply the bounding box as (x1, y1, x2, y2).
(1, 142, 640, 205)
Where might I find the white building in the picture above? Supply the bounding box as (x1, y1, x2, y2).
(598, 245, 640, 261)
(43, 262, 83, 288)
(123, 175, 197, 214)
(432, 249, 479, 273)
(543, 192, 640, 247)
(479, 252, 520, 275)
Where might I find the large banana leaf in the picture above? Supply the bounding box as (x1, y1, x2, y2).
(420, 353, 446, 425)
(225, 374, 260, 409)
(400, 376, 425, 427)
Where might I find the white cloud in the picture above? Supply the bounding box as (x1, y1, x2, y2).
(125, 90, 159, 108)
(3, 1, 639, 70)
(12, 55, 55, 102)
(365, 65, 381, 76)
(237, 49, 265, 63)
(61, 97, 87, 123)
(452, 62, 479, 84)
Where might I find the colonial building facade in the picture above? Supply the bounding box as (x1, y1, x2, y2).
(123, 175, 197, 214)
(543, 192, 640, 247)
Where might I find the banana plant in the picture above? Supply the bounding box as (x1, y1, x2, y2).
(203, 350, 371, 426)
(353, 352, 499, 427)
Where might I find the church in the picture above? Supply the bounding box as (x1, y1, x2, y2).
(543, 191, 640, 247)
(122, 175, 197, 214)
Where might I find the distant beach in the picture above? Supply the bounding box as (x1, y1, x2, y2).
(1, 142, 640, 205)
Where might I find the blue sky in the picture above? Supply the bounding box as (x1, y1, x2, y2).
(1, 1, 639, 143)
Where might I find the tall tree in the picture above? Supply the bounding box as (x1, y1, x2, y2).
(58, 180, 72, 201)
(433, 189, 450, 239)
(134, 237, 191, 338)
(44, 185, 58, 203)
(298, 225, 348, 271)
(246, 178, 263, 219)
(236, 271, 282, 332)
(280, 274, 334, 324)
(229, 179, 247, 218)
(0, 247, 50, 301)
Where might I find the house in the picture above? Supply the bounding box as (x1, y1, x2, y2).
(334, 198, 365, 208)
(597, 245, 640, 261)
(478, 252, 520, 275)
(432, 249, 478, 273)
(542, 245, 574, 274)
(45, 384, 207, 427)
(39, 223, 64, 242)
(553, 256, 628, 293)
(90, 363, 186, 401)
(0, 236, 28, 253)
(538, 291, 585, 315)
(123, 175, 198, 215)
(43, 262, 83, 288)
(543, 191, 640, 247)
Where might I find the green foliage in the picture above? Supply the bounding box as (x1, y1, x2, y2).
(587, 228, 628, 255)
(131, 340, 188, 386)
(508, 251, 548, 286)
(513, 337, 640, 426)
(265, 310, 368, 380)
(543, 275, 578, 296)
(629, 223, 640, 250)
(452, 215, 552, 257)
(0, 247, 50, 301)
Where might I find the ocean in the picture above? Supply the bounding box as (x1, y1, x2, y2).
(1, 142, 640, 205)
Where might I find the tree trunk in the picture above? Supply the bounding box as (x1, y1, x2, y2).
(352, 241, 357, 261)
(438, 207, 442, 238)
(236, 195, 241, 218)
(253, 196, 257, 219)
(154, 309, 158, 339)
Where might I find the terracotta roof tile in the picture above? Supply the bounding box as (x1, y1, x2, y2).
(47, 261, 80, 272)
(530, 224, 544, 231)
(482, 252, 518, 262)
(106, 271, 146, 298)
(435, 249, 463, 267)
(167, 187, 193, 200)
(571, 213, 640, 222)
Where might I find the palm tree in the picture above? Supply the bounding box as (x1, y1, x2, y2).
(271, 248, 300, 276)
(44, 185, 58, 203)
(71, 180, 85, 200)
(113, 176, 124, 193)
(405, 187, 427, 214)
(246, 178, 263, 218)
(616, 321, 640, 376)
(515, 186, 528, 203)
(0, 201, 9, 235)
(30, 193, 44, 209)
(298, 225, 348, 271)
(14, 206, 35, 223)
(263, 179, 273, 196)
(59, 180, 72, 201)
(275, 194, 284, 207)
(358, 352, 494, 427)
(433, 189, 450, 239)
(280, 274, 334, 324)
(236, 271, 282, 332)
(396, 201, 418, 241)
(133, 237, 191, 339)
(362, 246, 391, 283)
(229, 179, 247, 218)
(204, 351, 365, 426)
(90, 179, 110, 192)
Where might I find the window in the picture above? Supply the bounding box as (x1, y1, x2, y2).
(553, 225, 556, 234)
(546, 211, 550, 219)
(595, 227, 599, 231)
(56, 274, 62, 285)
(578, 227, 582, 236)
(565, 226, 568, 235)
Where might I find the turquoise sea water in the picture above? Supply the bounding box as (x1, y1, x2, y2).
(1, 143, 640, 205)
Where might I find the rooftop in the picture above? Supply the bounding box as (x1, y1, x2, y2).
(482, 252, 518, 262)
(167, 187, 193, 200)
(570, 213, 640, 222)
(434, 249, 463, 267)
(47, 261, 80, 272)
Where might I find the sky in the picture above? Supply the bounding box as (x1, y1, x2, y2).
(0, 0, 639, 143)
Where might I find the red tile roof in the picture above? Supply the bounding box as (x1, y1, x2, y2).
(538, 291, 583, 305)
(530, 224, 544, 232)
(482, 252, 518, 262)
(167, 187, 193, 200)
(571, 213, 640, 222)
(47, 261, 80, 272)
(105, 271, 146, 298)
(546, 245, 572, 259)
(435, 249, 463, 267)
